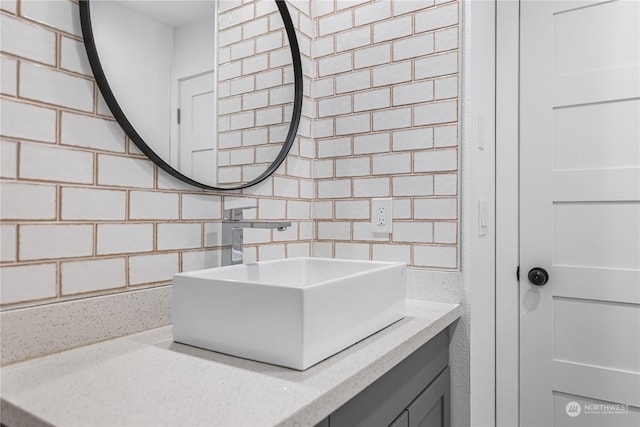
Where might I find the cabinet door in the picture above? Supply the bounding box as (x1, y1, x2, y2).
(390, 410, 409, 427)
(408, 367, 450, 427)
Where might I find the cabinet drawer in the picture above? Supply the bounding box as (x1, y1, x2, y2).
(329, 329, 449, 427)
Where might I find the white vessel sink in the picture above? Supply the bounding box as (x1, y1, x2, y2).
(172, 257, 406, 370)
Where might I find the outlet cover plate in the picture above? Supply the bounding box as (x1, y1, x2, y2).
(372, 198, 393, 234)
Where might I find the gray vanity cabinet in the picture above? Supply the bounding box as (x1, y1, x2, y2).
(389, 410, 409, 427)
(388, 367, 450, 427)
(406, 367, 450, 427)
(319, 328, 451, 427)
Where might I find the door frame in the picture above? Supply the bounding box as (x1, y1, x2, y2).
(495, 0, 521, 425)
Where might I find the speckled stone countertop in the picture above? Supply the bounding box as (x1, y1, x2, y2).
(0, 299, 460, 427)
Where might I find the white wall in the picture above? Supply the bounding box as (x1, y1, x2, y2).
(173, 15, 215, 80)
(463, 1, 497, 426)
(409, 2, 498, 424)
(91, 1, 173, 159)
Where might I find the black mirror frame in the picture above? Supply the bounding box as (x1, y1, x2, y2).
(79, 0, 303, 191)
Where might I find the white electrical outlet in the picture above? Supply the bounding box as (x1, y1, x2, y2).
(372, 198, 393, 233)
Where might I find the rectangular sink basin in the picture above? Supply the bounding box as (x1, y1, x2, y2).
(172, 257, 406, 370)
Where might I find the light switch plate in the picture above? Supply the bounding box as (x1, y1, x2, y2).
(478, 199, 489, 236)
(372, 198, 393, 234)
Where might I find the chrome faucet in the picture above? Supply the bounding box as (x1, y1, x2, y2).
(221, 206, 291, 266)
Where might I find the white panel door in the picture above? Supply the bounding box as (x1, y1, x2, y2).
(179, 71, 217, 186)
(520, 1, 640, 426)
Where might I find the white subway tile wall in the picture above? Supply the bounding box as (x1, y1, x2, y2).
(0, 224, 16, 262)
(0, 0, 315, 308)
(61, 257, 126, 295)
(313, 0, 459, 269)
(128, 253, 180, 286)
(1, 56, 17, 95)
(0, 263, 57, 305)
(0, 0, 459, 309)
(1, 98, 57, 143)
(61, 187, 127, 221)
(96, 224, 154, 255)
(60, 112, 125, 153)
(0, 140, 17, 178)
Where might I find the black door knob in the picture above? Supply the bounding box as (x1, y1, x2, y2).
(528, 267, 549, 286)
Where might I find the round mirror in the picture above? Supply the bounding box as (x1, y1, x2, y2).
(79, 0, 302, 190)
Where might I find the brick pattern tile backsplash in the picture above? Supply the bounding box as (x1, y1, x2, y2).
(312, 0, 460, 269)
(0, 0, 459, 309)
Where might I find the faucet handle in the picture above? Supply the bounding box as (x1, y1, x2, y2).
(223, 206, 257, 221)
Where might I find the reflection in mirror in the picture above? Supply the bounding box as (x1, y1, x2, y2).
(84, 0, 298, 189)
